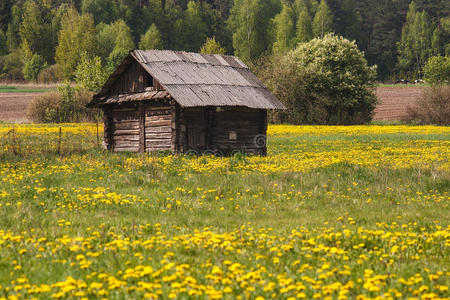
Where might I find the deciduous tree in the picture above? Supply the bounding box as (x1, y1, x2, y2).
(228, 0, 280, 63)
(200, 36, 225, 54)
(296, 6, 313, 43)
(55, 9, 97, 79)
(139, 23, 164, 50)
(261, 34, 377, 125)
(272, 4, 296, 54)
(312, 0, 333, 38)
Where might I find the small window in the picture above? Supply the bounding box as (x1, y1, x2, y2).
(229, 131, 237, 140)
(144, 73, 153, 88)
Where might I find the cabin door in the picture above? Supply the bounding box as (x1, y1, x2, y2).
(185, 108, 208, 151)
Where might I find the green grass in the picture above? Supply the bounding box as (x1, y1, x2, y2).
(0, 85, 54, 93)
(377, 83, 426, 87)
(0, 124, 448, 299)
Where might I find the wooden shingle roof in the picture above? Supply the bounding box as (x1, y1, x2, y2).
(89, 50, 285, 110)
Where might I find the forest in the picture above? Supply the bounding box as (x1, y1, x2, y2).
(0, 0, 448, 82)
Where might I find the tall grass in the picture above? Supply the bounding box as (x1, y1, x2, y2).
(0, 124, 448, 299)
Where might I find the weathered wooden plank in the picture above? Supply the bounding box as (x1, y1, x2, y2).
(139, 102, 145, 153)
(112, 107, 137, 112)
(145, 106, 172, 111)
(145, 119, 171, 127)
(146, 132, 172, 139)
(113, 136, 140, 142)
(146, 116, 172, 122)
(114, 147, 139, 152)
(113, 122, 140, 130)
(145, 126, 172, 133)
(113, 129, 140, 135)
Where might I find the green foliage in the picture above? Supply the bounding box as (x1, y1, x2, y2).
(228, 0, 280, 63)
(74, 52, 108, 92)
(176, 1, 208, 52)
(106, 48, 129, 74)
(55, 9, 97, 80)
(272, 4, 296, 54)
(0, 51, 24, 81)
(97, 19, 134, 61)
(312, 0, 333, 38)
(438, 16, 450, 56)
(261, 34, 377, 125)
(81, 0, 118, 25)
(5, 5, 22, 51)
(0, 29, 7, 55)
(37, 64, 63, 84)
(293, 0, 308, 16)
(1, 0, 448, 84)
(423, 56, 450, 84)
(296, 7, 313, 43)
(200, 36, 225, 54)
(112, 20, 135, 53)
(19, 0, 57, 63)
(398, 2, 436, 78)
(336, 0, 359, 41)
(23, 54, 47, 81)
(139, 24, 164, 50)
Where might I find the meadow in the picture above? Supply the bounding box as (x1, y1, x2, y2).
(0, 124, 448, 300)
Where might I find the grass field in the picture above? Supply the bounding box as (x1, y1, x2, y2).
(0, 124, 448, 299)
(0, 85, 55, 93)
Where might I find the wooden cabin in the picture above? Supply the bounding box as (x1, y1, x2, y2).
(87, 50, 285, 155)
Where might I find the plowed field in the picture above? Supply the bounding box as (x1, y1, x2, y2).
(0, 92, 41, 123)
(373, 86, 423, 121)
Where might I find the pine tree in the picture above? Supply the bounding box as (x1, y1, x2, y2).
(200, 36, 225, 54)
(139, 24, 164, 50)
(312, 0, 333, 38)
(272, 4, 296, 54)
(296, 7, 313, 43)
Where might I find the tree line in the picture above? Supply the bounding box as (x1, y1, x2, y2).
(0, 0, 448, 82)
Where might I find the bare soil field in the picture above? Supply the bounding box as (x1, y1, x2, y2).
(0, 92, 42, 123)
(373, 85, 423, 121)
(0, 85, 424, 123)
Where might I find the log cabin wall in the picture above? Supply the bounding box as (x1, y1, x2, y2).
(103, 102, 267, 154)
(144, 101, 174, 152)
(177, 106, 267, 154)
(178, 107, 209, 152)
(106, 103, 140, 152)
(212, 107, 267, 154)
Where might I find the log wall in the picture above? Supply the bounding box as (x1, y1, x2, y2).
(177, 106, 267, 155)
(107, 103, 140, 152)
(103, 103, 267, 155)
(145, 101, 173, 152)
(103, 101, 175, 152)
